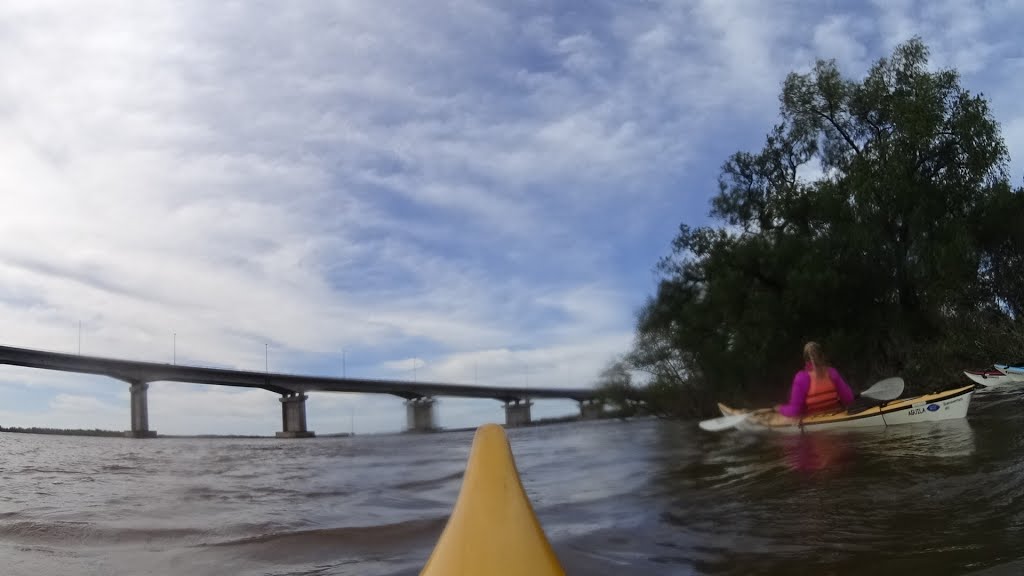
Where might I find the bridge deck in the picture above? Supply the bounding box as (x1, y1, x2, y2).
(0, 345, 597, 402)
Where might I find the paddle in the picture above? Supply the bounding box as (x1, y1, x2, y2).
(697, 376, 905, 432)
(698, 413, 751, 432)
(858, 376, 904, 401)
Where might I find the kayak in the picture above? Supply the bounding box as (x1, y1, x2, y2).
(717, 384, 975, 432)
(420, 423, 565, 576)
(993, 364, 1024, 382)
(963, 367, 1019, 388)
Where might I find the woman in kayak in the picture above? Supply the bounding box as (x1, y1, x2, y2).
(777, 341, 855, 417)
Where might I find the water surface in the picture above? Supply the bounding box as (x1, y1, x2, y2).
(2, 387, 1023, 575)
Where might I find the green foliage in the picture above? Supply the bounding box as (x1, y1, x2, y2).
(629, 37, 1024, 417)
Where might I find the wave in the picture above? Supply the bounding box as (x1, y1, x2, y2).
(301, 489, 353, 499)
(203, 516, 448, 559)
(393, 471, 463, 491)
(14, 467, 91, 475)
(99, 464, 137, 473)
(208, 516, 447, 548)
(0, 520, 209, 546)
(179, 485, 291, 502)
(0, 516, 445, 552)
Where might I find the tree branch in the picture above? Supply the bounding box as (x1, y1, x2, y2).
(810, 107, 862, 156)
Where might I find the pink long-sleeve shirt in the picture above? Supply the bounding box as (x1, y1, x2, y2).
(777, 365, 855, 417)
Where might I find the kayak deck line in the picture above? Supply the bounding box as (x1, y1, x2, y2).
(420, 423, 566, 576)
(718, 384, 976, 432)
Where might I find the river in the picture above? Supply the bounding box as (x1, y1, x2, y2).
(1, 385, 1022, 575)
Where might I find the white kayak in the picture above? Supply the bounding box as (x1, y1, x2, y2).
(963, 367, 1021, 389)
(717, 384, 975, 433)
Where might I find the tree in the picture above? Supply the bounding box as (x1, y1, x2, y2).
(632, 37, 1024, 415)
(593, 358, 640, 417)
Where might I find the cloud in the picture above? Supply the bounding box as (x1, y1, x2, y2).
(812, 15, 872, 72)
(49, 393, 118, 415)
(0, 388, 125, 431)
(0, 0, 1021, 434)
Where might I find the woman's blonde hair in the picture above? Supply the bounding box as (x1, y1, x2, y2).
(803, 341, 828, 378)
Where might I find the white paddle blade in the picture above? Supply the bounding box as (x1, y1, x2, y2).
(698, 413, 749, 432)
(861, 377, 905, 401)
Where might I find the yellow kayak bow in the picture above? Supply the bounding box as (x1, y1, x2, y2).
(420, 423, 566, 576)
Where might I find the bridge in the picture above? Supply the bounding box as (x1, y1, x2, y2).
(0, 345, 603, 437)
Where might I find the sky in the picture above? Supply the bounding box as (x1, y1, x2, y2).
(1, 0, 1023, 436)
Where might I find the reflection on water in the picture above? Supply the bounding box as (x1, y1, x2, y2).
(777, 431, 856, 473)
(866, 418, 977, 458)
(1, 390, 1024, 575)
(774, 417, 978, 475)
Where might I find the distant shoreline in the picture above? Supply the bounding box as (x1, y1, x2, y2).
(0, 426, 128, 438)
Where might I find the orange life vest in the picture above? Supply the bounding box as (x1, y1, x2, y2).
(805, 369, 841, 414)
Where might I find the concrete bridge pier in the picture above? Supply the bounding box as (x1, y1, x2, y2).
(277, 392, 315, 438)
(406, 396, 437, 432)
(579, 399, 605, 420)
(504, 399, 532, 427)
(127, 381, 157, 438)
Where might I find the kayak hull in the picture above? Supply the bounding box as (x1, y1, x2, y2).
(958, 366, 1015, 385)
(719, 385, 975, 433)
(993, 365, 1024, 382)
(420, 424, 565, 576)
